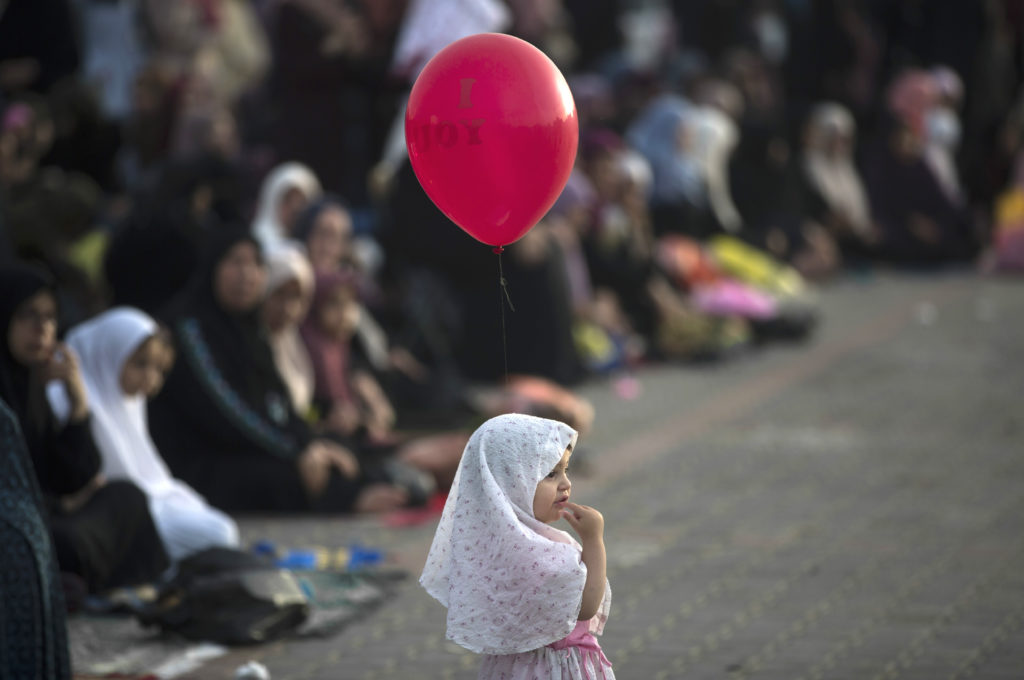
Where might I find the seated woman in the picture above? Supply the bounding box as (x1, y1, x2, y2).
(53, 307, 239, 562)
(251, 161, 322, 255)
(862, 119, 978, 264)
(799, 102, 880, 258)
(859, 70, 978, 264)
(0, 265, 169, 594)
(0, 396, 71, 679)
(147, 227, 410, 513)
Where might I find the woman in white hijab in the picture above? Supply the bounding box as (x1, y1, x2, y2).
(687, 105, 744, 234)
(251, 162, 323, 254)
(801, 103, 877, 247)
(50, 308, 239, 562)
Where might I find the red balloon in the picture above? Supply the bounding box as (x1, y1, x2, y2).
(405, 33, 578, 247)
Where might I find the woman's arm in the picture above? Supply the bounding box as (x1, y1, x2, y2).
(167, 318, 311, 459)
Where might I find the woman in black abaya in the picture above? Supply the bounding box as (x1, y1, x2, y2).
(0, 265, 168, 594)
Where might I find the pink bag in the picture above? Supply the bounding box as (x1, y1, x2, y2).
(691, 280, 778, 320)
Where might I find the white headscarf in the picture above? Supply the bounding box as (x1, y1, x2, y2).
(252, 162, 322, 254)
(802, 103, 873, 237)
(390, 0, 511, 80)
(421, 414, 608, 655)
(688, 106, 742, 233)
(64, 308, 175, 493)
(61, 307, 238, 560)
(377, 0, 512, 176)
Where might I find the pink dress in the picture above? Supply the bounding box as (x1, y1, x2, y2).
(477, 620, 615, 680)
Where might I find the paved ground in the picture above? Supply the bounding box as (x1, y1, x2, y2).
(71, 269, 1024, 679)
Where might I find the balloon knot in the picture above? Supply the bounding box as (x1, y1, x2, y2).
(492, 246, 505, 254)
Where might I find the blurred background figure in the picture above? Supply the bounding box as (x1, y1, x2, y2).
(0, 395, 72, 680)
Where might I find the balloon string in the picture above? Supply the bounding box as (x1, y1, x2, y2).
(494, 246, 514, 384)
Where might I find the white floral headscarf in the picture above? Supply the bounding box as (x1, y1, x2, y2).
(421, 413, 603, 654)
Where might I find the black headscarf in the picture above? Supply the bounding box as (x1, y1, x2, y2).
(166, 225, 284, 404)
(149, 225, 319, 509)
(0, 397, 71, 679)
(105, 152, 244, 316)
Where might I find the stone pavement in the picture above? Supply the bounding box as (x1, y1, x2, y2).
(72, 270, 1024, 679)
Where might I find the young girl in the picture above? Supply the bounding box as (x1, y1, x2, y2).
(301, 270, 468, 491)
(301, 270, 393, 441)
(52, 307, 240, 562)
(421, 414, 614, 679)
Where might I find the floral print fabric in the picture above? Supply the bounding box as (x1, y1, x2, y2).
(421, 414, 610, 661)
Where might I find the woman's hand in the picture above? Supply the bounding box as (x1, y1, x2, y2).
(353, 371, 395, 437)
(319, 440, 360, 479)
(45, 343, 89, 422)
(297, 441, 360, 500)
(61, 473, 105, 513)
(297, 443, 332, 500)
(353, 484, 409, 513)
(326, 400, 362, 435)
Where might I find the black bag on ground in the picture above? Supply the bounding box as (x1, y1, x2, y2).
(137, 547, 309, 645)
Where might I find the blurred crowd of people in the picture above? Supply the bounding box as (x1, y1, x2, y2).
(3, 1, 1024, 645)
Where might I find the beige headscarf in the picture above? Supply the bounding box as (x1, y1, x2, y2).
(265, 246, 316, 414)
(802, 103, 873, 237)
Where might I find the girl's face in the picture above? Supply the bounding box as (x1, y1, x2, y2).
(533, 445, 573, 524)
(317, 286, 361, 341)
(120, 336, 174, 397)
(214, 241, 266, 313)
(262, 278, 306, 332)
(306, 206, 353, 272)
(7, 290, 57, 366)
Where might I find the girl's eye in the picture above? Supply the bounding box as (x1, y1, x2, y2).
(546, 471, 557, 479)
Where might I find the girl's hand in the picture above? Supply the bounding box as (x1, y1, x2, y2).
(45, 343, 89, 422)
(561, 501, 604, 543)
(563, 501, 608, 621)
